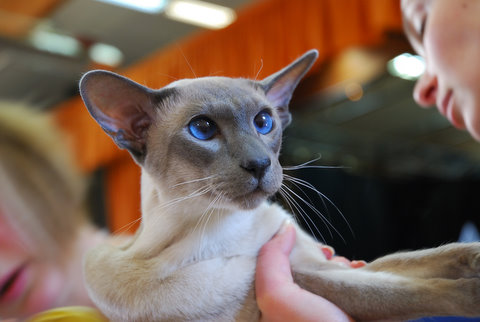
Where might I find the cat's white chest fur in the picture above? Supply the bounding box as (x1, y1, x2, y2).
(85, 196, 298, 321)
(130, 185, 291, 275)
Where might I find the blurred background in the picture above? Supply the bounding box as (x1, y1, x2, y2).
(1, 0, 479, 261)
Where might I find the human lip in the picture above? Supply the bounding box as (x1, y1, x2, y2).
(0, 264, 29, 304)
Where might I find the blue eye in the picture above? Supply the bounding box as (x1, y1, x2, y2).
(254, 110, 273, 135)
(188, 117, 217, 140)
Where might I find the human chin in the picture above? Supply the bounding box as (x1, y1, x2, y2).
(468, 124, 480, 142)
(463, 103, 480, 141)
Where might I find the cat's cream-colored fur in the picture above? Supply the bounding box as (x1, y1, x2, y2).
(80, 50, 480, 321)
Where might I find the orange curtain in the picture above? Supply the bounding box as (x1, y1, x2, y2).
(0, 0, 65, 37)
(54, 0, 402, 233)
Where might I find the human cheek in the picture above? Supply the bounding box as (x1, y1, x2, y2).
(0, 226, 29, 262)
(23, 262, 65, 315)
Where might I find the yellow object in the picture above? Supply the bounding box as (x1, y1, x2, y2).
(27, 306, 108, 322)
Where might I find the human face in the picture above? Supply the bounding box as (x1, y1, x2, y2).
(402, 0, 480, 140)
(0, 211, 68, 319)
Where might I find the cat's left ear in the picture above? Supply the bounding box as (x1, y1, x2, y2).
(261, 49, 318, 129)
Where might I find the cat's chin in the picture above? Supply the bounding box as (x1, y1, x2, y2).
(230, 189, 269, 210)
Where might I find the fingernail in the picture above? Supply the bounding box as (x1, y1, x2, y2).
(278, 219, 293, 235)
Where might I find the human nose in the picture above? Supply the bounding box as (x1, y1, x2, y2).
(413, 71, 438, 107)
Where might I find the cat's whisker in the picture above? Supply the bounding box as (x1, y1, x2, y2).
(155, 185, 212, 212)
(283, 174, 333, 232)
(277, 188, 301, 227)
(191, 210, 208, 241)
(171, 175, 218, 188)
(284, 175, 354, 238)
(115, 184, 214, 234)
(282, 157, 347, 171)
(280, 184, 328, 242)
(198, 191, 224, 247)
(282, 179, 346, 244)
(112, 216, 143, 235)
(190, 185, 222, 237)
(280, 186, 327, 243)
(200, 196, 215, 245)
(285, 183, 339, 241)
(283, 174, 319, 213)
(282, 157, 322, 170)
(283, 165, 347, 170)
(191, 192, 215, 237)
(282, 175, 332, 239)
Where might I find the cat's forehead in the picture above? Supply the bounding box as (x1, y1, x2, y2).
(166, 76, 266, 108)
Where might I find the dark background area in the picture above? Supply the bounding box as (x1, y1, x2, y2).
(279, 167, 480, 262)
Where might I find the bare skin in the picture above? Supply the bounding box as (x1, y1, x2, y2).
(256, 223, 363, 322)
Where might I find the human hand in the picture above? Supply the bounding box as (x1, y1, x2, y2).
(255, 222, 357, 322)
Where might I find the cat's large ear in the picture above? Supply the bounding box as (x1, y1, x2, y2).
(261, 49, 318, 129)
(79, 70, 162, 163)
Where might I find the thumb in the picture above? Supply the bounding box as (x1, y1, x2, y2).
(256, 220, 296, 285)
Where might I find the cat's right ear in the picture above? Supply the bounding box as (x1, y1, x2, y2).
(79, 70, 158, 162)
(260, 50, 318, 129)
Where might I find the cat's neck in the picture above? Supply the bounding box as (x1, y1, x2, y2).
(125, 172, 258, 260)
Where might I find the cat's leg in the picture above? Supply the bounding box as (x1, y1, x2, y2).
(365, 242, 480, 279)
(290, 229, 480, 320)
(84, 243, 259, 322)
(293, 264, 480, 321)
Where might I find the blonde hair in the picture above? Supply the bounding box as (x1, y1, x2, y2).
(0, 103, 87, 257)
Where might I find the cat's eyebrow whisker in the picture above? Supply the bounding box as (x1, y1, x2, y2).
(177, 45, 197, 78)
(284, 175, 354, 238)
(154, 72, 179, 81)
(254, 58, 264, 81)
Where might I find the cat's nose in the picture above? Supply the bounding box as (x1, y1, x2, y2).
(241, 157, 271, 179)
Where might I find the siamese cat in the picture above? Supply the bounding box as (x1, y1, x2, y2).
(79, 50, 480, 321)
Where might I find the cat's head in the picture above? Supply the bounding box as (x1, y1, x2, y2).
(80, 50, 317, 210)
